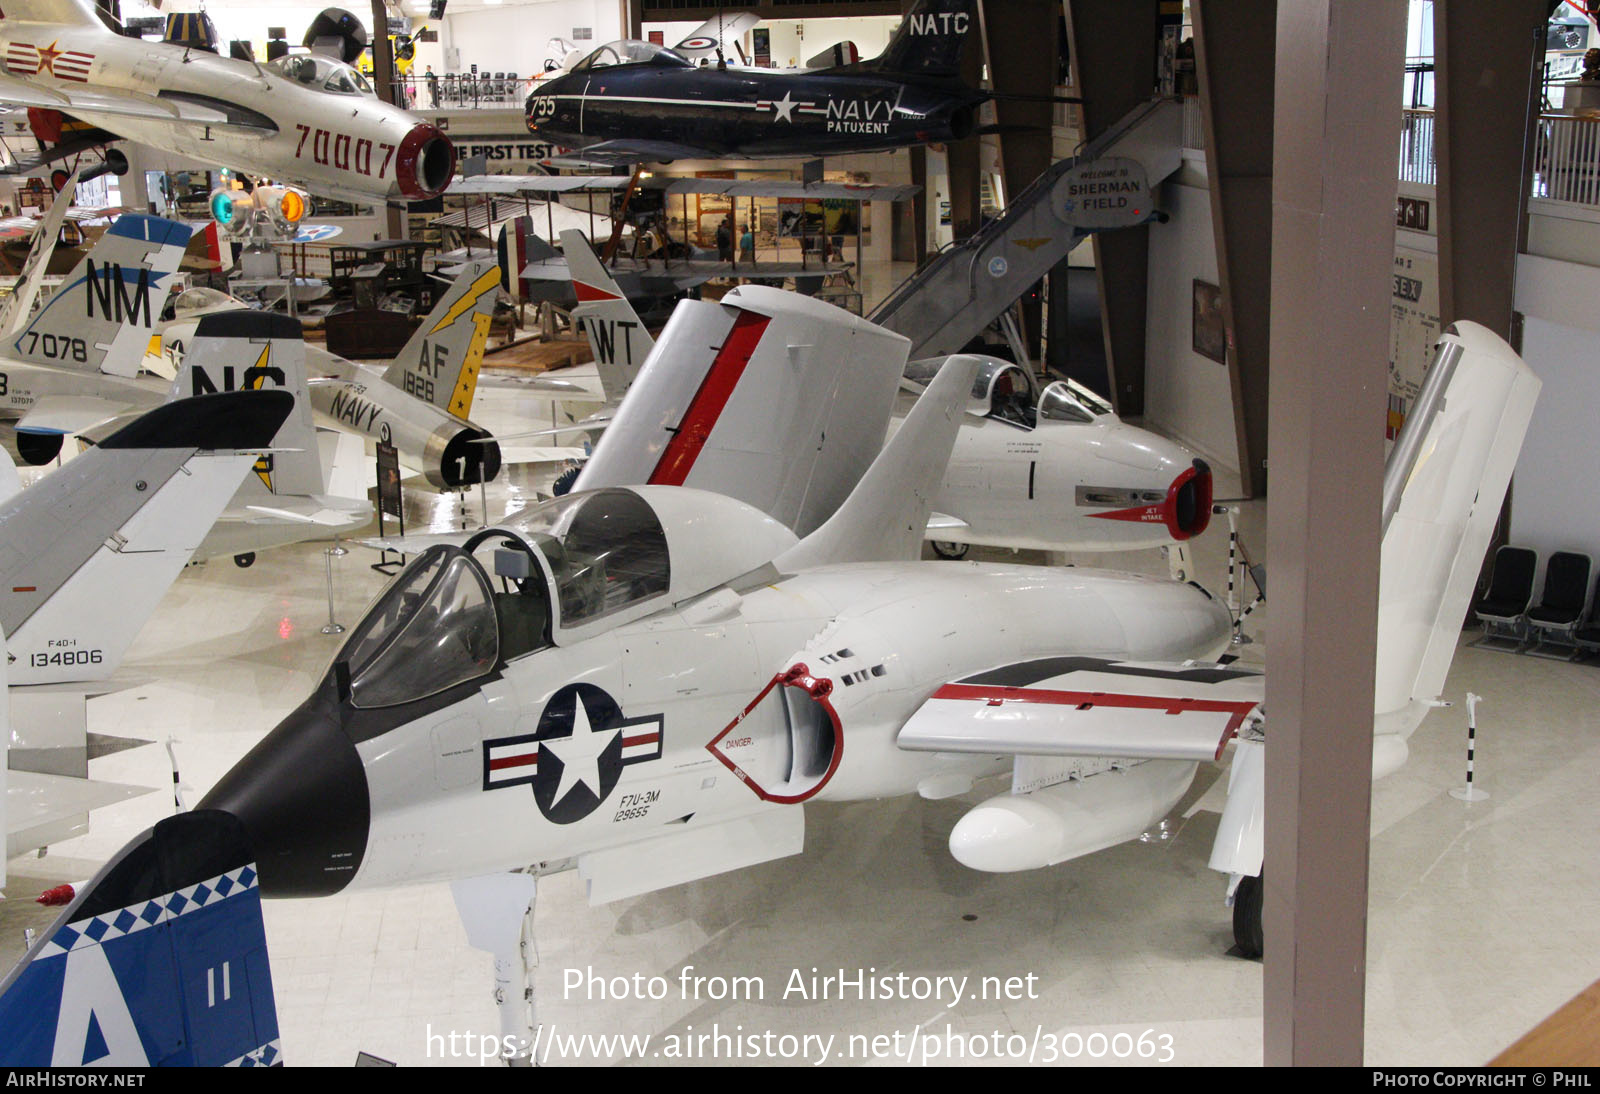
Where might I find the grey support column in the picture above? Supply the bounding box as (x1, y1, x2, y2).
(908, 147, 930, 265)
(1435, 0, 1549, 339)
(371, 0, 406, 240)
(945, 4, 986, 244)
(1064, 0, 1159, 416)
(984, 0, 1057, 361)
(1192, 0, 1275, 499)
(1266, 0, 1407, 1065)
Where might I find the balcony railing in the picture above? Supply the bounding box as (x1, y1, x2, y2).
(1399, 108, 1436, 185)
(1533, 112, 1600, 207)
(1182, 95, 1205, 151)
(396, 72, 529, 111)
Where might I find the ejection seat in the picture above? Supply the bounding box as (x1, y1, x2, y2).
(1524, 550, 1593, 660)
(1470, 545, 1538, 650)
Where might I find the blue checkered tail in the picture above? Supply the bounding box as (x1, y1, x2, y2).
(0, 809, 281, 1067)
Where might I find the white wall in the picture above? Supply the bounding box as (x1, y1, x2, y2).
(443, 1, 620, 75)
(1142, 180, 1241, 478)
(761, 17, 896, 69)
(641, 16, 897, 68)
(1510, 258, 1600, 579)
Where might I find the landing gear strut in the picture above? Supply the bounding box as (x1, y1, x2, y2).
(452, 873, 541, 1066)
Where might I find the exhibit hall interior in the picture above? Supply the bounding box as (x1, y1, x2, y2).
(0, 0, 1595, 1071)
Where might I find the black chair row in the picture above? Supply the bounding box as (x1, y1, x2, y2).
(1472, 545, 1597, 659)
(426, 72, 522, 108)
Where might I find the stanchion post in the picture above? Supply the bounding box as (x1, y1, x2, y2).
(1449, 692, 1489, 802)
(321, 540, 345, 635)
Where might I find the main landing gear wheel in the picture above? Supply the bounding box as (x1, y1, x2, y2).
(1233, 873, 1264, 958)
(931, 541, 969, 560)
(233, 552, 256, 569)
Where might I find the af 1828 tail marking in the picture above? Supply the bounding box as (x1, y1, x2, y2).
(387, 262, 500, 418)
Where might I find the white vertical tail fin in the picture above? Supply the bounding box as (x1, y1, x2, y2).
(382, 260, 500, 419)
(1374, 321, 1541, 739)
(3, 1, 104, 26)
(11, 215, 192, 378)
(559, 229, 653, 404)
(577, 286, 909, 538)
(0, 167, 80, 338)
(172, 312, 325, 497)
(777, 354, 980, 569)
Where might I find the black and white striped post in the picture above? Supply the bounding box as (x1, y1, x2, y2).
(1226, 507, 1238, 614)
(1449, 692, 1489, 802)
(1225, 507, 1254, 646)
(165, 737, 187, 813)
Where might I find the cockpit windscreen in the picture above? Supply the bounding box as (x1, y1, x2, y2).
(342, 547, 499, 709)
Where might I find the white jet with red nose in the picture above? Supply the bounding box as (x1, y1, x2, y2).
(0, 1, 455, 206)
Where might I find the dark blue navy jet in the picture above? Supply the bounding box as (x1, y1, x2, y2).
(525, 0, 996, 163)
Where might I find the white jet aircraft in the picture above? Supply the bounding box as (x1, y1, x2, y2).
(561, 231, 1212, 549)
(0, 213, 192, 463)
(0, 389, 291, 874)
(0, 1, 454, 205)
(157, 260, 514, 489)
(0, 321, 1539, 1066)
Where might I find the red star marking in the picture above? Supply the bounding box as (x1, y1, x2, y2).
(35, 40, 63, 76)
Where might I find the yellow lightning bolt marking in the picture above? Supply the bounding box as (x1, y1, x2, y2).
(428, 266, 502, 335)
(246, 344, 275, 491)
(448, 311, 493, 419)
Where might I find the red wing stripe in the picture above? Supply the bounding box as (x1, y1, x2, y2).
(621, 733, 659, 748)
(647, 310, 770, 486)
(488, 753, 538, 771)
(933, 682, 1260, 760)
(573, 281, 619, 302)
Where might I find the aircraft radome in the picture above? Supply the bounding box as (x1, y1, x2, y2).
(0, 1, 454, 205)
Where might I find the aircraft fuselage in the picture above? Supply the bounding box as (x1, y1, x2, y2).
(527, 64, 982, 160)
(201, 557, 1230, 897)
(0, 19, 453, 203)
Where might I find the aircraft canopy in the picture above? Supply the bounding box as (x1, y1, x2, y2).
(571, 40, 693, 72)
(268, 53, 376, 96)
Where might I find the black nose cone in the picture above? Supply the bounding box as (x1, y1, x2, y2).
(198, 678, 369, 897)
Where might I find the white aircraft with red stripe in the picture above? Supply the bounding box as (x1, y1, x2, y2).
(0, 1, 454, 206)
(47, 319, 1525, 1063)
(560, 229, 1213, 550)
(0, 314, 1536, 1070)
